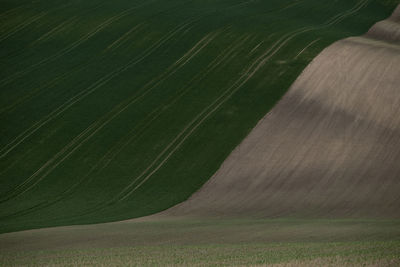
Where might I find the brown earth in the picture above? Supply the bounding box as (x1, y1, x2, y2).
(161, 4, 400, 219)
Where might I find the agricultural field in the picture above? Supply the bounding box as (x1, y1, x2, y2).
(2, 242, 400, 266)
(1, 0, 400, 266)
(0, 0, 397, 234)
(1, 218, 400, 266)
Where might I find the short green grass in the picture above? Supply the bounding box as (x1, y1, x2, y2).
(1, 218, 399, 266)
(0, 0, 398, 233)
(1, 241, 399, 266)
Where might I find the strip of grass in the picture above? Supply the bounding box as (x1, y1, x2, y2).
(1, 241, 399, 266)
(1, 218, 399, 265)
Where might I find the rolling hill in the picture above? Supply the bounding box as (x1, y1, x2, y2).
(0, 0, 398, 234)
(163, 4, 400, 219)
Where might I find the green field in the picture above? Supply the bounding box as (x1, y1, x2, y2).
(2, 242, 399, 266)
(1, 219, 399, 266)
(0, 0, 397, 233)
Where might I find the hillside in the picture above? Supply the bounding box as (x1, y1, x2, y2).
(0, 0, 397, 233)
(163, 4, 400, 219)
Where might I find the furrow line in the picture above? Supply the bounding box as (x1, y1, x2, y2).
(29, 16, 78, 47)
(294, 38, 321, 59)
(105, 23, 144, 52)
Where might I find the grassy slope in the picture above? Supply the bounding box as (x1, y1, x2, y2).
(0, 0, 397, 233)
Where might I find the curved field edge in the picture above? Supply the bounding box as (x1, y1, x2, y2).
(161, 4, 400, 218)
(0, 0, 398, 233)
